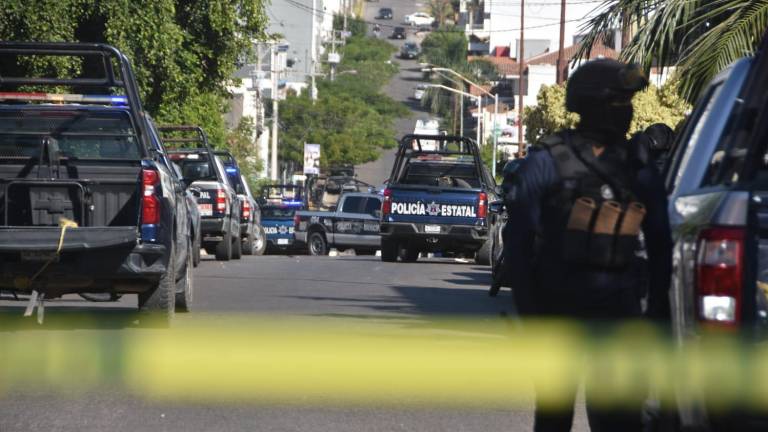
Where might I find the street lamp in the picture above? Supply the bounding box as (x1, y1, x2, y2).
(421, 68, 467, 138)
(423, 84, 482, 148)
(423, 66, 500, 178)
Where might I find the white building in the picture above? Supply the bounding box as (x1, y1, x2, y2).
(459, 0, 615, 57)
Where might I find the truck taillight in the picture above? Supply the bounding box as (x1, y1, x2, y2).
(382, 188, 392, 217)
(477, 192, 487, 219)
(216, 188, 227, 213)
(242, 200, 251, 219)
(696, 227, 745, 326)
(141, 169, 160, 225)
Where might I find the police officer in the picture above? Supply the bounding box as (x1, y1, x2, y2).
(490, 158, 524, 296)
(503, 59, 672, 431)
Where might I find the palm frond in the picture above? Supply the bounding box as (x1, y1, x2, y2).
(575, 0, 768, 102)
(676, 0, 768, 100)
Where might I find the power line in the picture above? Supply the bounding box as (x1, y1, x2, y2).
(278, 0, 590, 34)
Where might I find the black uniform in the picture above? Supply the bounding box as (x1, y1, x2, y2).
(503, 59, 673, 431)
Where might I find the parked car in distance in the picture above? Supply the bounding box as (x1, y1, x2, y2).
(258, 184, 305, 253)
(413, 84, 428, 101)
(390, 26, 406, 39)
(400, 42, 420, 59)
(161, 126, 242, 262)
(404, 12, 435, 27)
(295, 192, 383, 256)
(214, 151, 265, 256)
(376, 7, 393, 19)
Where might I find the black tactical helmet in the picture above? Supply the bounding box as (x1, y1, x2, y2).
(565, 59, 648, 114)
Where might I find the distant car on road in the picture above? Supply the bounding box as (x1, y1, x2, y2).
(399, 42, 420, 59)
(376, 7, 393, 19)
(413, 84, 428, 101)
(390, 26, 406, 39)
(404, 12, 435, 27)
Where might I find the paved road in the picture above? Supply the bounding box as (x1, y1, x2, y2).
(354, 0, 434, 186)
(0, 253, 590, 432)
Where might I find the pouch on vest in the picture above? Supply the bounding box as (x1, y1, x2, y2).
(563, 197, 595, 264)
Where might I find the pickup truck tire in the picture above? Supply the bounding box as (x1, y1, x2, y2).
(399, 247, 420, 263)
(192, 230, 201, 267)
(308, 232, 328, 256)
(475, 239, 491, 265)
(215, 230, 232, 261)
(176, 240, 194, 312)
(232, 228, 242, 259)
(138, 244, 176, 323)
(242, 228, 255, 256)
(381, 238, 398, 262)
(253, 226, 267, 256)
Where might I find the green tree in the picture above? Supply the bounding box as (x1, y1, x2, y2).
(523, 82, 690, 143)
(428, 0, 455, 28)
(577, 0, 768, 102)
(0, 0, 268, 148)
(279, 34, 406, 168)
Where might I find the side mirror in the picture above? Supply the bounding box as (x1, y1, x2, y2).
(494, 185, 504, 196)
(373, 209, 382, 218)
(188, 186, 202, 198)
(489, 199, 504, 214)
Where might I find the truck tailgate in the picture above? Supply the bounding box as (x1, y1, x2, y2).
(385, 187, 481, 225)
(0, 226, 137, 251)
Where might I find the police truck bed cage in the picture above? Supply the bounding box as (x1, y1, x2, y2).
(157, 125, 213, 152)
(0, 42, 151, 158)
(388, 134, 489, 190)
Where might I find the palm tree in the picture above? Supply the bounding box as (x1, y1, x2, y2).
(428, 0, 455, 28)
(576, 0, 768, 102)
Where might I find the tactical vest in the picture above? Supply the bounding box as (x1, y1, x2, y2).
(538, 130, 646, 270)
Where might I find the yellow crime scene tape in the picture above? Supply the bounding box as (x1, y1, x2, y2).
(2, 317, 768, 411)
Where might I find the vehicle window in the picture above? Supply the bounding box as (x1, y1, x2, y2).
(0, 110, 141, 159)
(667, 82, 724, 191)
(364, 197, 382, 216)
(341, 196, 363, 213)
(262, 207, 295, 218)
(401, 162, 480, 188)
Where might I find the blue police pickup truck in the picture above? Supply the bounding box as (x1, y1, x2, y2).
(380, 134, 499, 263)
(257, 184, 304, 253)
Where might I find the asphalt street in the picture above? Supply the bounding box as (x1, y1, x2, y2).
(0, 1, 590, 430)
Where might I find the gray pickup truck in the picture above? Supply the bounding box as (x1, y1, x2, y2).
(294, 192, 382, 255)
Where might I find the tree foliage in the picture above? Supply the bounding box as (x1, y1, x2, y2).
(523, 82, 690, 143)
(279, 35, 406, 168)
(576, 0, 768, 102)
(0, 0, 268, 147)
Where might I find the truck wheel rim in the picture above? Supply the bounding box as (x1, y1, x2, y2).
(311, 236, 324, 254)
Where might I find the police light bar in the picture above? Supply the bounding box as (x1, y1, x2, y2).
(0, 92, 127, 105)
(225, 167, 238, 174)
(283, 200, 304, 206)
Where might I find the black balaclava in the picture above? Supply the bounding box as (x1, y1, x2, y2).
(565, 59, 648, 145)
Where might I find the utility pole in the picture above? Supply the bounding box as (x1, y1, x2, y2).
(343, 0, 348, 33)
(517, 0, 525, 158)
(556, 0, 566, 84)
(270, 44, 279, 181)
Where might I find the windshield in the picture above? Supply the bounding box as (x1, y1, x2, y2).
(261, 206, 295, 218)
(170, 153, 217, 181)
(0, 110, 140, 159)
